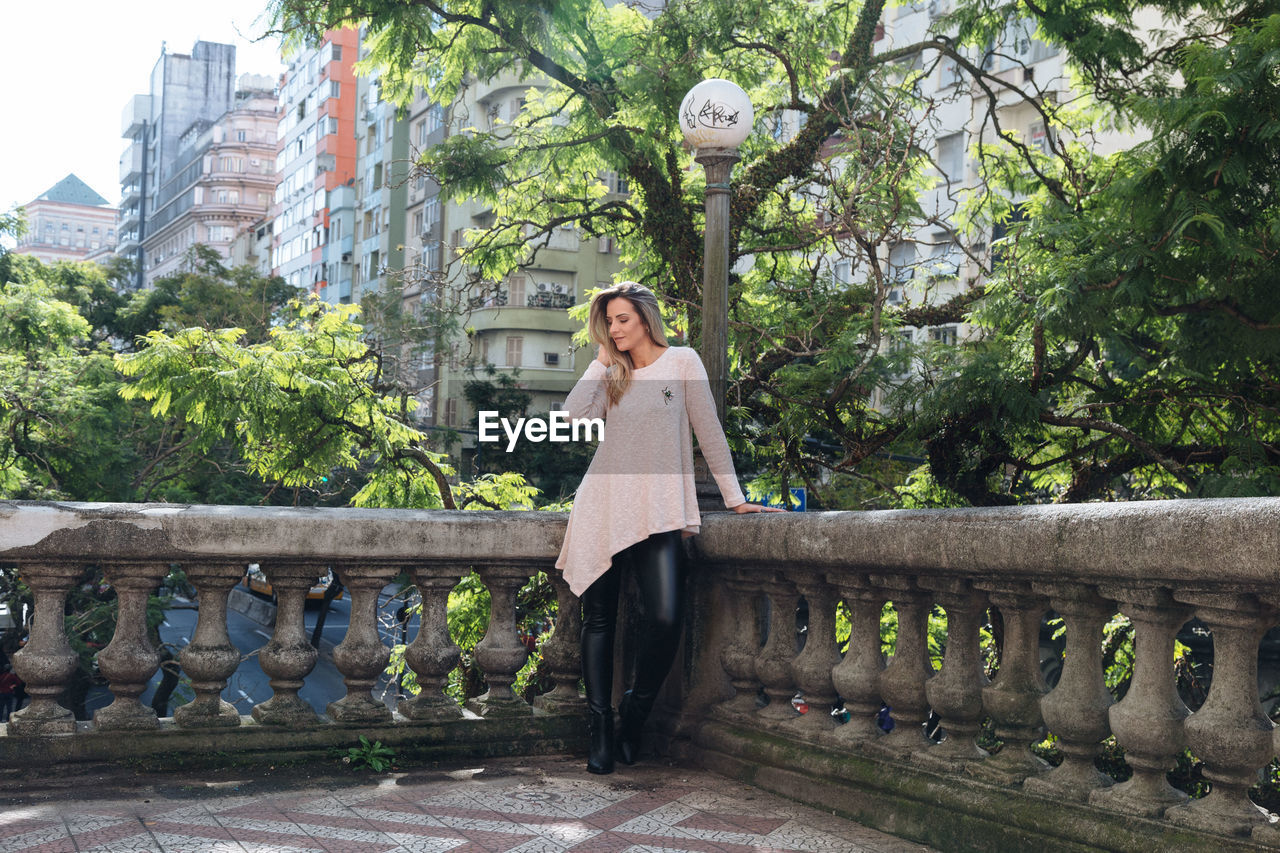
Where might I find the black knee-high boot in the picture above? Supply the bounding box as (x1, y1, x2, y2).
(617, 531, 685, 765)
(581, 565, 621, 774)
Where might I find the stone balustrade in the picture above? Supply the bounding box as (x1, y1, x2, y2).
(0, 504, 584, 766)
(687, 498, 1280, 851)
(3, 499, 1280, 852)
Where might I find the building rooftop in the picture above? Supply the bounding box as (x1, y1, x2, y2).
(34, 174, 111, 208)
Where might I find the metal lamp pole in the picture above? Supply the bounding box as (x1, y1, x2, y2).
(680, 79, 753, 507)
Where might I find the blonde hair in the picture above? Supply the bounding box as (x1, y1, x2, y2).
(587, 281, 670, 408)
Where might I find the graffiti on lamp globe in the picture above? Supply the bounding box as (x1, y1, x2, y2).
(678, 78, 754, 150)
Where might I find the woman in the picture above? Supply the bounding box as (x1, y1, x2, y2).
(555, 281, 782, 775)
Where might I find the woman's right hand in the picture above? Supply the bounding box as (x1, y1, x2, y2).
(596, 345, 613, 367)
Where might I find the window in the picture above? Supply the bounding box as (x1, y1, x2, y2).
(940, 56, 964, 88)
(833, 259, 851, 284)
(237, 130, 247, 142)
(509, 275, 526, 306)
(444, 397, 457, 427)
(424, 198, 440, 230)
(1029, 120, 1052, 155)
(888, 242, 915, 282)
(930, 234, 961, 279)
(412, 210, 424, 237)
(331, 44, 343, 61)
(930, 326, 958, 346)
(330, 81, 341, 99)
(889, 330, 913, 353)
(505, 336, 523, 367)
(937, 133, 964, 183)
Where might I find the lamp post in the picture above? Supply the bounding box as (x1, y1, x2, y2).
(680, 78, 753, 423)
(680, 79, 753, 508)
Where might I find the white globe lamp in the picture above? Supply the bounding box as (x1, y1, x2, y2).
(679, 78, 754, 151)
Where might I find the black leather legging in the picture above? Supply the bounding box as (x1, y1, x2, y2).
(580, 530, 685, 715)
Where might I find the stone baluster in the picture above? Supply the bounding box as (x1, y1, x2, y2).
(755, 573, 801, 721)
(94, 563, 168, 731)
(467, 564, 532, 717)
(713, 569, 764, 718)
(1024, 583, 1116, 800)
(785, 570, 841, 738)
(399, 564, 465, 721)
(8, 563, 82, 736)
(868, 576, 935, 758)
(174, 563, 245, 728)
(970, 583, 1050, 784)
(829, 573, 886, 746)
(533, 571, 585, 714)
(917, 578, 989, 767)
(1089, 587, 1193, 816)
(1166, 592, 1277, 838)
(251, 564, 321, 725)
(328, 563, 397, 723)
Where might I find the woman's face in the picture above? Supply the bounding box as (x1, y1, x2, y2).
(605, 296, 649, 352)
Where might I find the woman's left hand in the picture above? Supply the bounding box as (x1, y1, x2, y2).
(732, 502, 788, 513)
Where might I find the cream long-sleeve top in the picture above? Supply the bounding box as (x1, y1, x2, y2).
(555, 345, 746, 595)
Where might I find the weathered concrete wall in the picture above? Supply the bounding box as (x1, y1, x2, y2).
(0, 502, 566, 565)
(5, 499, 1280, 851)
(693, 497, 1280, 586)
(678, 720, 1267, 853)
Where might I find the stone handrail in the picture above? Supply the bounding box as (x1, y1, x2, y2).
(685, 498, 1280, 850)
(3, 499, 1280, 851)
(0, 503, 581, 761)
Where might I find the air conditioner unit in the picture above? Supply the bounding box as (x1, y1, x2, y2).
(544, 352, 560, 366)
(341, 252, 352, 262)
(537, 282, 551, 292)
(552, 284, 568, 294)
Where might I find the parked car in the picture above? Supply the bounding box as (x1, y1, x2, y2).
(243, 565, 343, 603)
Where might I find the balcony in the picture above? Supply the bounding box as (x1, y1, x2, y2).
(119, 144, 144, 184)
(121, 94, 152, 138)
(3, 499, 1280, 852)
(527, 291, 575, 310)
(466, 289, 578, 334)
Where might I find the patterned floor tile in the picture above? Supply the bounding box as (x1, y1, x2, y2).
(0, 757, 933, 853)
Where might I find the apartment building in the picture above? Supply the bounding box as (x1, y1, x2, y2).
(141, 77, 277, 285)
(119, 41, 237, 288)
(270, 28, 360, 302)
(853, 5, 1150, 409)
(12, 175, 117, 264)
(431, 67, 623, 446)
(398, 89, 451, 426)
(350, 58, 409, 302)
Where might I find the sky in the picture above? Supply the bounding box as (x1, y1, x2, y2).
(0, 1, 288, 213)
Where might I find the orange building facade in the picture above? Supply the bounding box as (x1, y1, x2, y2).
(271, 28, 359, 302)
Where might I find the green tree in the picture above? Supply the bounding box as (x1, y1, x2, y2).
(113, 246, 297, 348)
(463, 366, 594, 504)
(271, 0, 1279, 507)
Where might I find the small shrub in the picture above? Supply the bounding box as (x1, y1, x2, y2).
(345, 736, 396, 772)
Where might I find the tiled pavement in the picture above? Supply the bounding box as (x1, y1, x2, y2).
(0, 757, 934, 852)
